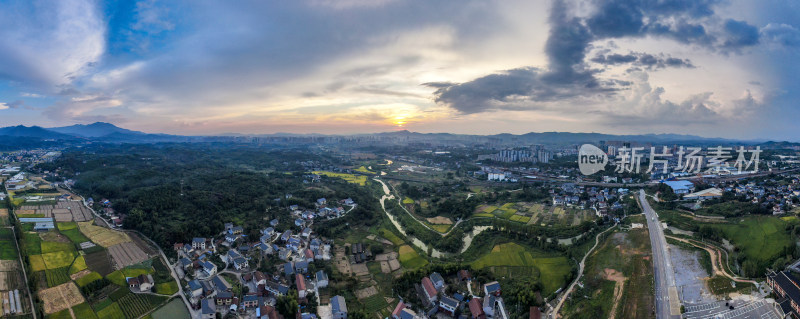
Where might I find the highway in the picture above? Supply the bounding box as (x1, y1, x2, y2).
(639, 189, 680, 319)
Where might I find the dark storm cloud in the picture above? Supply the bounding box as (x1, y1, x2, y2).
(722, 19, 760, 49)
(591, 52, 695, 69)
(431, 0, 762, 114)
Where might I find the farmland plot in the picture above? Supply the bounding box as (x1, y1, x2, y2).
(39, 282, 85, 314)
(108, 242, 149, 269)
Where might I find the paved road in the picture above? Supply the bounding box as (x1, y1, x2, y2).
(639, 190, 680, 319)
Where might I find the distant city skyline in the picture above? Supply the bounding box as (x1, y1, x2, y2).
(0, 0, 799, 140)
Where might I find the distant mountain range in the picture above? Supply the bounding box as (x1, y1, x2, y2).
(0, 122, 794, 146)
(0, 122, 191, 143)
(48, 122, 144, 138)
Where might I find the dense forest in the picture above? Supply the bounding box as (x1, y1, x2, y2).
(36, 143, 382, 249)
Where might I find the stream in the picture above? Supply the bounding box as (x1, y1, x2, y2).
(374, 178, 578, 259)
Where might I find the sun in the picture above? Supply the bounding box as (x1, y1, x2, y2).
(393, 115, 408, 127)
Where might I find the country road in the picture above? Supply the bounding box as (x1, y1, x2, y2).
(78, 196, 197, 318)
(549, 224, 617, 318)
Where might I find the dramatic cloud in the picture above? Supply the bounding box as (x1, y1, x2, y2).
(0, 0, 104, 88)
(591, 52, 695, 69)
(0, 0, 797, 139)
(430, 0, 773, 118)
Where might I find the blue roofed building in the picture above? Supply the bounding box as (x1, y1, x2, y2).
(331, 295, 347, 319)
(663, 180, 695, 194)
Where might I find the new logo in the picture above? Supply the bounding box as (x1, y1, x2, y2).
(578, 144, 607, 175)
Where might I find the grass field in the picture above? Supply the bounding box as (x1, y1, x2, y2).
(73, 302, 99, 319)
(76, 271, 103, 287)
(311, 171, 367, 186)
(60, 228, 91, 244)
(151, 298, 190, 319)
(378, 228, 404, 245)
(78, 222, 131, 247)
(361, 294, 389, 314)
(709, 216, 796, 270)
(0, 228, 18, 260)
(563, 228, 654, 319)
(48, 308, 73, 319)
(428, 224, 450, 233)
(96, 302, 125, 319)
(42, 241, 75, 254)
(57, 222, 78, 230)
(107, 267, 153, 286)
(707, 275, 755, 295)
(354, 166, 376, 174)
(402, 197, 414, 204)
(479, 205, 498, 214)
(46, 267, 71, 287)
(510, 214, 531, 223)
(29, 254, 46, 271)
(154, 281, 179, 295)
(70, 255, 88, 274)
(495, 203, 518, 219)
(471, 242, 571, 295)
(25, 233, 43, 254)
(397, 245, 428, 269)
(42, 250, 78, 269)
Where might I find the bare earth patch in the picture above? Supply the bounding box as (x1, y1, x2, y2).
(355, 286, 378, 299)
(603, 268, 627, 319)
(39, 282, 84, 314)
(0, 260, 19, 271)
(70, 269, 92, 281)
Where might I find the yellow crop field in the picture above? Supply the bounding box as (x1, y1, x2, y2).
(78, 222, 131, 247)
(311, 171, 367, 186)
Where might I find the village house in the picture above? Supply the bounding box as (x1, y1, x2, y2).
(127, 274, 154, 292)
(316, 270, 328, 288)
(215, 291, 233, 306)
(469, 298, 486, 319)
(484, 281, 501, 296)
(201, 299, 216, 319)
(187, 280, 203, 298)
(392, 302, 420, 319)
(422, 277, 438, 303)
(192, 237, 207, 250)
(430, 272, 445, 291)
(439, 295, 459, 317)
(296, 274, 307, 298)
(331, 295, 348, 319)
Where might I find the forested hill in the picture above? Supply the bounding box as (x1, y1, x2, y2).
(35, 144, 382, 249)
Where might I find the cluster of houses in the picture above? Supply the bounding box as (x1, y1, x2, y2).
(175, 237, 219, 278)
(350, 242, 372, 264)
(393, 270, 513, 319)
(173, 206, 345, 318)
(188, 268, 340, 319)
(288, 197, 355, 223)
(87, 197, 123, 227)
(550, 183, 629, 215)
(663, 175, 800, 214)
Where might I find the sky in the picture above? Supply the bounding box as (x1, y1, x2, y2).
(0, 0, 799, 140)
